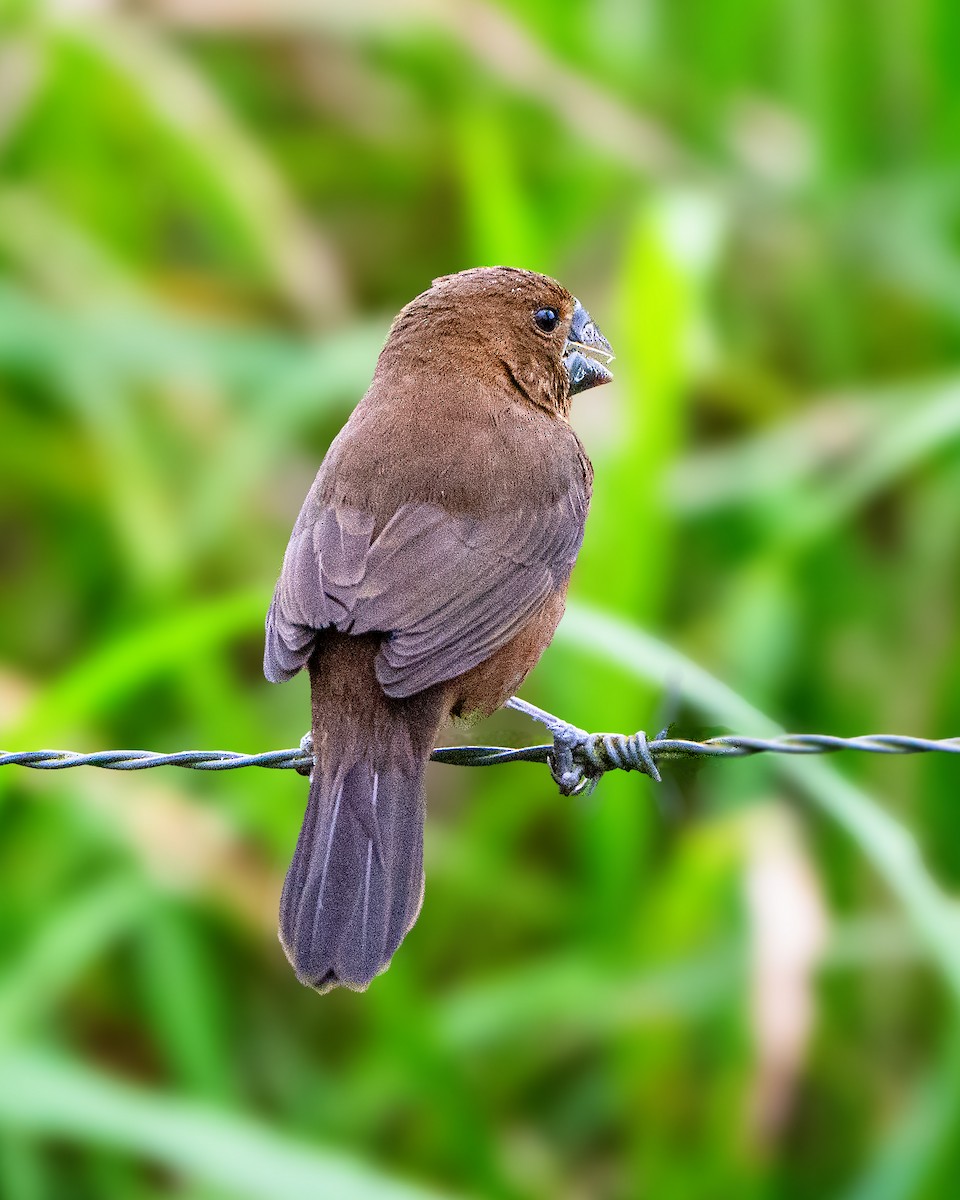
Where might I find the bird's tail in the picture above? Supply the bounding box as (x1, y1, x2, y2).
(279, 636, 445, 993)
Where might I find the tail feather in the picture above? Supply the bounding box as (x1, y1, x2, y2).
(279, 754, 427, 992)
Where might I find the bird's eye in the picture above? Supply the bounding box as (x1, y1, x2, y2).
(533, 307, 559, 333)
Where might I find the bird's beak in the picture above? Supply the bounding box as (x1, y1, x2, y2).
(564, 300, 614, 396)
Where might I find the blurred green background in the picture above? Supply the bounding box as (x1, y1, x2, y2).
(2, 2, 960, 1197)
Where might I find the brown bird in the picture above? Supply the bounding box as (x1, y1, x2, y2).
(264, 266, 613, 992)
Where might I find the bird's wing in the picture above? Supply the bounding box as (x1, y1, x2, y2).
(264, 487, 587, 697)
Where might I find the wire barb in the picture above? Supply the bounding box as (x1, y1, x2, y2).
(4, 703, 960, 790)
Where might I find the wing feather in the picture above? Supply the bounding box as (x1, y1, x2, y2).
(264, 482, 587, 695)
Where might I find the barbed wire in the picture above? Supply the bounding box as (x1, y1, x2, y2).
(3, 696, 959, 796)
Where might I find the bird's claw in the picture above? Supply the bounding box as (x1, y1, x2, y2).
(296, 731, 314, 777)
(548, 725, 598, 797)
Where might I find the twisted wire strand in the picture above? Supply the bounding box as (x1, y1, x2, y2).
(3, 731, 960, 780)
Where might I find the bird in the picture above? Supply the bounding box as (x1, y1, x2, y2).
(264, 266, 614, 993)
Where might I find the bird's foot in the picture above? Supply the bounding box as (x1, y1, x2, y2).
(505, 696, 663, 794)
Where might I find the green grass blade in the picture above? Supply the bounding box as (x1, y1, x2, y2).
(0, 1049, 456, 1200)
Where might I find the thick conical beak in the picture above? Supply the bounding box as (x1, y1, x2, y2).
(564, 299, 614, 396)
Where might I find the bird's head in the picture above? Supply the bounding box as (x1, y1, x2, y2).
(381, 266, 614, 415)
